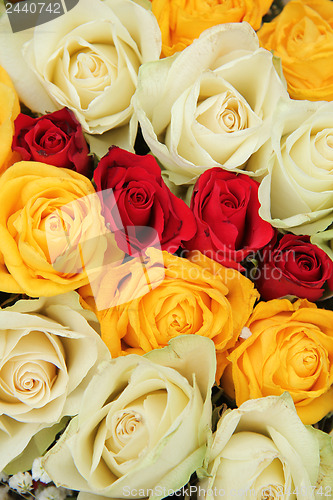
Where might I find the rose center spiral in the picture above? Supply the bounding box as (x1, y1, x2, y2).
(0, 358, 57, 405)
(259, 484, 283, 499)
(196, 90, 249, 134)
(75, 51, 107, 80)
(113, 410, 144, 445)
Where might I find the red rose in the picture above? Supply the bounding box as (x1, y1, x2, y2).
(184, 167, 275, 269)
(255, 234, 333, 301)
(94, 147, 196, 254)
(12, 108, 93, 177)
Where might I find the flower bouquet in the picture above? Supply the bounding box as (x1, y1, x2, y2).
(0, 0, 333, 499)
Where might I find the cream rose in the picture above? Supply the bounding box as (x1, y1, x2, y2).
(0, 292, 110, 474)
(253, 98, 333, 235)
(43, 335, 215, 499)
(133, 22, 288, 186)
(198, 394, 333, 500)
(0, 0, 161, 142)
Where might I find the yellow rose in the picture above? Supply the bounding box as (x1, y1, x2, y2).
(0, 66, 20, 174)
(0, 161, 123, 297)
(258, 0, 333, 101)
(152, 0, 273, 57)
(80, 248, 259, 381)
(221, 299, 333, 425)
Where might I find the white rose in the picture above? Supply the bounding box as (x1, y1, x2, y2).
(0, 0, 161, 144)
(0, 292, 110, 473)
(254, 98, 333, 235)
(198, 394, 333, 500)
(133, 22, 287, 186)
(43, 335, 216, 500)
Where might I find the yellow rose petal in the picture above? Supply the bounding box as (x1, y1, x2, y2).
(0, 66, 20, 174)
(153, 0, 273, 57)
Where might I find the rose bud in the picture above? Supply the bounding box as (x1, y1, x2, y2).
(94, 146, 197, 255)
(12, 108, 93, 177)
(255, 234, 333, 301)
(184, 167, 275, 270)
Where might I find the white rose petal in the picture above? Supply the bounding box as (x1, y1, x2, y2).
(0, 485, 9, 500)
(311, 227, 333, 261)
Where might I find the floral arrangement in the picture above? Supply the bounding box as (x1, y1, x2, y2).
(0, 0, 333, 499)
